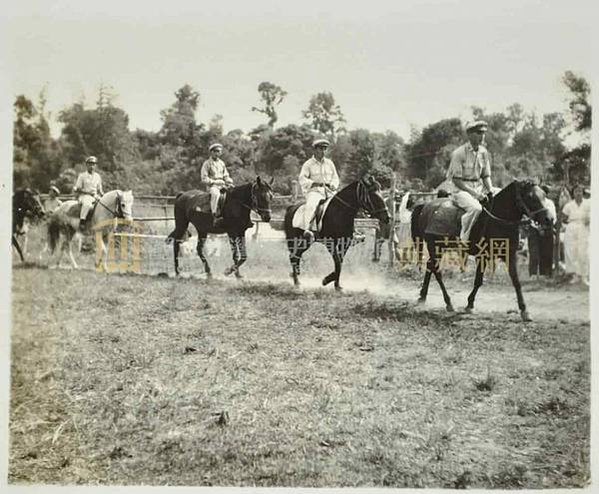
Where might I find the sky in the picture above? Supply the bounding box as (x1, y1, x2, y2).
(1, 0, 594, 141)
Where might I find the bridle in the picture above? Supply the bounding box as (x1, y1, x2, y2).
(482, 181, 547, 226)
(237, 182, 273, 216)
(96, 191, 127, 218)
(333, 180, 388, 218)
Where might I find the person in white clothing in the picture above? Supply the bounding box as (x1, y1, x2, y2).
(201, 143, 234, 227)
(444, 120, 499, 242)
(74, 156, 104, 230)
(297, 138, 340, 242)
(562, 184, 590, 284)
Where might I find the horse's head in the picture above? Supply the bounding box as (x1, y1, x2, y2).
(21, 188, 46, 220)
(115, 190, 135, 222)
(514, 180, 551, 227)
(251, 177, 274, 222)
(357, 176, 391, 227)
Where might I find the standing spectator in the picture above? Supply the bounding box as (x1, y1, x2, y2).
(527, 185, 557, 278)
(562, 184, 590, 285)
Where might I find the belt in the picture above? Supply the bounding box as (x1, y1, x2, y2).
(454, 177, 481, 182)
(311, 182, 332, 188)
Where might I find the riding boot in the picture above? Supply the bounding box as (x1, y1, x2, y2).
(79, 219, 86, 232)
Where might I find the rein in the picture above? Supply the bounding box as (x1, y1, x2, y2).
(95, 193, 125, 218)
(481, 183, 547, 227)
(232, 183, 273, 215)
(332, 181, 387, 216)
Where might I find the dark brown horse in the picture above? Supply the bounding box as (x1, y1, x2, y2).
(167, 177, 273, 278)
(12, 189, 45, 262)
(284, 176, 390, 290)
(411, 179, 550, 321)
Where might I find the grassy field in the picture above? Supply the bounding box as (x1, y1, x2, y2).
(9, 258, 590, 488)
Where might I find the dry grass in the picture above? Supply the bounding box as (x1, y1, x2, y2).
(9, 265, 590, 488)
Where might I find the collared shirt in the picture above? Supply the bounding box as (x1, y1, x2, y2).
(446, 142, 491, 194)
(298, 156, 340, 195)
(562, 199, 590, 224)
(201, 158, 233, 186)
(75, 171, 103, 196)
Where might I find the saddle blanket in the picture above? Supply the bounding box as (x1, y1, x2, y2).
(422, 198, 464, 237)
(292, 197, 334, 232)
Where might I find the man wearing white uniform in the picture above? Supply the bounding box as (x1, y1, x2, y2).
(298, 138, 340, 242)
(74, 156, 104, 231)
(201, 143, 234, 227)
(445, 120, 498, 242)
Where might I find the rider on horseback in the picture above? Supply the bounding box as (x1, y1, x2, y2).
(444, 120, 499, 242)
(74, 156, 104, 231)
(297, 138, 340, 243)
(201, 143, 234, 228)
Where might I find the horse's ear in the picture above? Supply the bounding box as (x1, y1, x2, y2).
(256, 176, 262, 185)
(269, 176, 274, 186)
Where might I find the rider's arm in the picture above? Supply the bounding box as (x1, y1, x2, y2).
(298, 160, 313, 194)
(200, 161, 214, 186)
(73, 174, 82, 194)
(96, 176, 104, 197)
(222, 162, 233, 185)
(480, 151, 493, 194)
(329, 160, 340, 191)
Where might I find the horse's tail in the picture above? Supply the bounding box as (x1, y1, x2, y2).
(166, 194, 189, 245)
(47, 216, 61, 252)
(411, 203, 425, 243)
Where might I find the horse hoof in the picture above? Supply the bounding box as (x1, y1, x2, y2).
(464, 306, 473, 314)
(446, 304, 455, 313)
(206, 272, 213, 280)
(224, 267, 234, 276)
(335, 285, 343, 292)
(235, 273, 244, 280)
(521, 311, 532, 322)
(416, 297, 426, 305)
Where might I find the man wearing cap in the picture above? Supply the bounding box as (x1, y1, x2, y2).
(74, 156, 104, 230)
(44, 185, 63, 213)
(298, 138, 340, 241)
(201, 143, 234, 227)
(445, 120, 497, 242)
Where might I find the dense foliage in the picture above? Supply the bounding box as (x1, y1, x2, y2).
(13, 74, 591, 195)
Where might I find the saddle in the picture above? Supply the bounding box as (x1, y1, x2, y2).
(65, 200, 97, 224)
(291, 197, 333, 233)
(419, 197, 465, 238)
(191, 191, 226, 215)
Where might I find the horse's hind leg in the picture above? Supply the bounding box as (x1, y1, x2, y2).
(224, 236, 246, 279)
(287, 235, 308, 287)
(466, 262, 485, 314)
(196, 233, 212, 278)
(12, 235, 25, 263)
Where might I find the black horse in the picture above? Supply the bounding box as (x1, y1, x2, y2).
(411, 179, 550, 321)
(284, 176, 390, 290)
(167, 177, 273, 278)
(12, 188, 45, 262)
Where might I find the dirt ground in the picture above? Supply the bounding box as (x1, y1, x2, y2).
(8, 263, 590, 488)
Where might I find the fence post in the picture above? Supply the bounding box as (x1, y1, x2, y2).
(388, 175, 397, 267)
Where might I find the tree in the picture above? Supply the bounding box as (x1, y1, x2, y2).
(302, 92, 346, 138)
(257, 124, 314, 177)
(13, 93, 62, 190)
(404, 118, 463, 188)
(562, 71, 591, 132)
(251, 82, 287, 129)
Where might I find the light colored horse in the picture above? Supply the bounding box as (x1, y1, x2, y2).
(47, 190, 134, 270)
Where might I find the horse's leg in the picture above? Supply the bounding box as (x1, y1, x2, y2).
(323, 238, 349, 291)
(465, 262, 485, 313)
(67, 232, 79, 269)
(234, 236, 248, 278)
(224, 235, 239, 276)
(287, 235, 307, 287)
(12, 235, 25, 263)
(431, 263, 454, 312)
(507, 252, 531, 321)
(173, 238, 181, 276)
(417, 239, 436, 304)
(196, 233, 211, 278)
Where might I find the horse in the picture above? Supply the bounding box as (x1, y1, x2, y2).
(166, 176, 274, 278)
(47, 190, 134, 270)
(284, 176, 390, 290)
(12, 188, 45, 263)
(410, 179, 551, 321)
